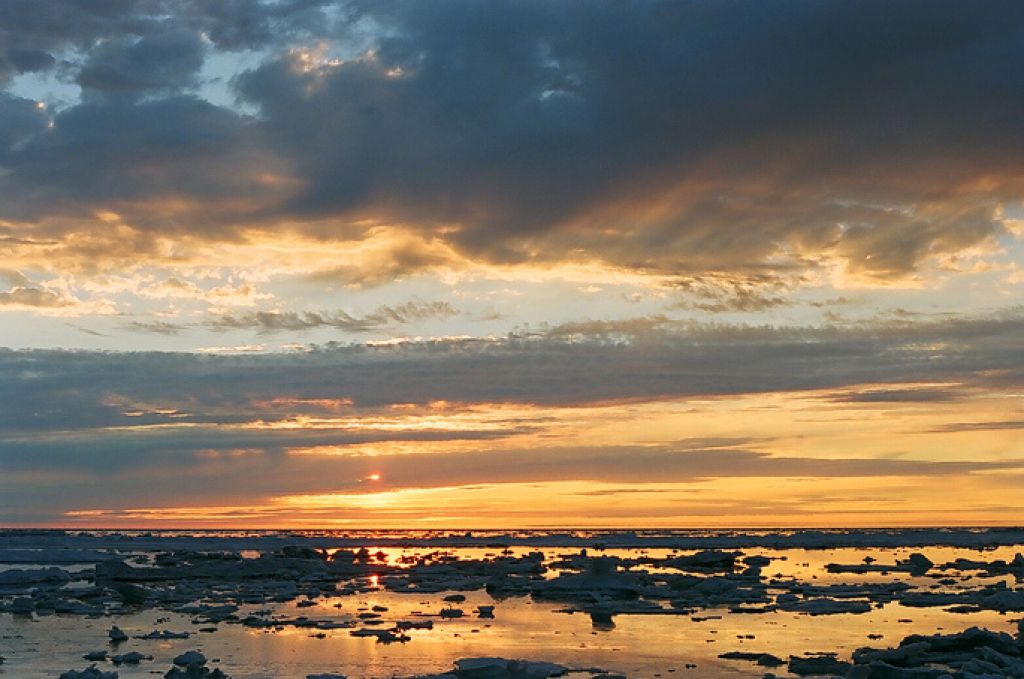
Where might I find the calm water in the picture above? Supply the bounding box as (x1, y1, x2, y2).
(1, 531, 1023, 678)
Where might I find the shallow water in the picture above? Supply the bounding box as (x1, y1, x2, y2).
(2, 531, 1023, 678)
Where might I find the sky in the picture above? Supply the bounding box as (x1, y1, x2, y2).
(0, 0, 1022, 528)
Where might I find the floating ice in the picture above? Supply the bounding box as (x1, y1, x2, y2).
(112, 651, 151, 664)
(58, 667, 119, 679)
(172, 650, 207, 667)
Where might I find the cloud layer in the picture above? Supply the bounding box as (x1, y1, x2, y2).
(2, 2, 1023, 526)
(1, 312, 1021, 522)
(1, 1, 1023, 280)
(3, 313, 1021, 434)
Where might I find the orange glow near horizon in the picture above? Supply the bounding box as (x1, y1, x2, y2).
(4, 383, 1019, 532)
(29, 383, 1022, 530)
(4, 1, 1024, 537)
(47, 474, 1024, 531)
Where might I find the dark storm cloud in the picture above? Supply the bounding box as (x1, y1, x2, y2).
(2, 95, 273, 227)
(0, 0, 332, 67)
(177, 0, 343, 51)
(230, 0, 1024, 275)
(76, 25, 206, 98)
(1, 1, 1023, 277)
(0, 0, 323, 222)
(5, 48, 55, 74)
(0, 1, 113, 83)
(0, 93, 49, 159)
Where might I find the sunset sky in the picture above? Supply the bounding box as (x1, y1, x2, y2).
(1, 0, 1022, 527)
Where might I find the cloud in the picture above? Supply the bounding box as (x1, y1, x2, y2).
(825, 386, 965, 404)
(210, 300, 458, 333)
(810, 297, 855, 308)
(2, 2, 1024, 525)
(2, 95, 285, 228)
(76, 25, 206, 98)
(226, 1, 1024, 278)
(0, 93, 50, 157)
(3, 438, 1022, 523)
(516, 315, 677, 342)
(0, 422, 529, 475)
(0, 286, 72, 308)
(122, 320, 186, 335)
(1, 310, 1021, 436)
(303, 444, 1024, 491)
(0, 268, 30, 287)
(1, 308, 1021, 522)
(66, 323, 105, 337)
(178, 0, 342, 51)
(0, 272, 117, 315)
(0, 2, 1022, 280)
(306, 231, 462, 286)
(928, 419, 1024, 433)
(669, 274, 793, 313)
(0, 0, 335, 83)
(4, 48, 55, 74)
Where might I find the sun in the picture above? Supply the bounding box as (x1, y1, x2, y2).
(368, 473, 381, 481)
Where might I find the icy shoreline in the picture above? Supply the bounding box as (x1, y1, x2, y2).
(3, 530, 1024, 677)
(3, 527, 1024, 559)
